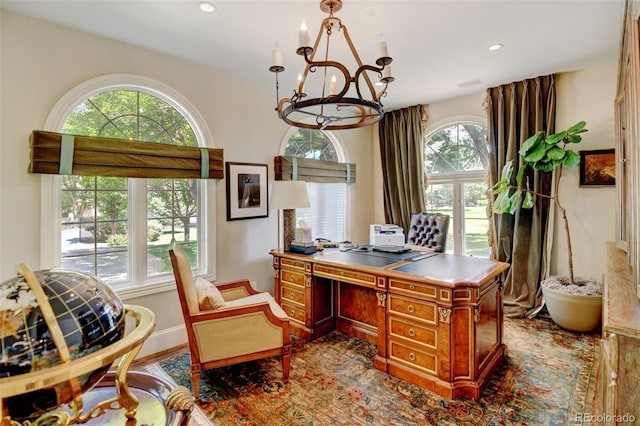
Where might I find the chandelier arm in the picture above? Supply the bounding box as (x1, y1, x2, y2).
(340, 25, 379, 100)
(354, 64, 386, 102)
(303, 56, 351, 98)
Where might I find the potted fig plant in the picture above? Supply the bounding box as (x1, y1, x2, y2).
(492, 121, 602, 332)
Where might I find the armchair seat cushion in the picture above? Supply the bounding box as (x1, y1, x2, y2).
(195, 277, 226, 311)
(224, 292, 288, 319)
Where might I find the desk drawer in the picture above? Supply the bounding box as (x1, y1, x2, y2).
(281, 301, 306, 325)
(281, 269, 305, 287)
(280, 257, 308, 272)
(281, 283, 306, 306)
(389, 339, 437, 376)
(314, 264, 376, 288)
(389, 278, 450, 303)
(388, 294, 437, 325)
(389, 317, 437, 351)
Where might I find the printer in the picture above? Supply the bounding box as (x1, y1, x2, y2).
(369, 224, 405, 246)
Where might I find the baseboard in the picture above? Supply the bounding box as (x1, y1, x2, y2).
(136, 324, 187, 359)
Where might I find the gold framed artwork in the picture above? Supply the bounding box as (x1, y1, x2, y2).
(579, 149, 615, 187)
(225, 162, 269, 220)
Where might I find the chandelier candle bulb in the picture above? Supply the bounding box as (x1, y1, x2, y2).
(272, 43, 283, 67)
(378, 40, 389, 58)
(329, 74, 337, 95)
(382, 65, 392, 79)
(298, 21, 311, 48)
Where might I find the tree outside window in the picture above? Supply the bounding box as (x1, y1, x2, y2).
(424, 122, 490, 257)
(60, 90, 204, 284)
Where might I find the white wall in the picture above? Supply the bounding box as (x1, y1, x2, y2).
(0, 11, 374, 355)
(553, 63, 618, 282)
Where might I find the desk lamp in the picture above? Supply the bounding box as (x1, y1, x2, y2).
(270, 180, 310, 250)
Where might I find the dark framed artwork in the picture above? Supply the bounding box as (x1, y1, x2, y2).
(579, 149, 616, 187)
(225, 162, 269, 220)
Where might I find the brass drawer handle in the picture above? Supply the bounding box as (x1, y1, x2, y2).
(409, 284, 415, 290)
(290, 276, 296, 282)
(290, 311, 296, 317)
(409, 353, 416, 361)
(340, 271, 345, 276)
(408, 328, 416, 337)
(407, 305, 415, 313)
(290, 293, 295, 300)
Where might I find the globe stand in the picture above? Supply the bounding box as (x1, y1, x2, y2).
(0, 264, 191, 426)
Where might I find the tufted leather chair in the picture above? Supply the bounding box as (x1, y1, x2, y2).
(405, 213, 450, 252)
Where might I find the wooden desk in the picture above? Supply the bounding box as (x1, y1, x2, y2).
(271, 248, 509, 400)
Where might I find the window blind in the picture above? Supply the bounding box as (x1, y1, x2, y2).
(274, 156, 356, 183)
(29, 130, 224, 179)
(296, 182, 347, 242)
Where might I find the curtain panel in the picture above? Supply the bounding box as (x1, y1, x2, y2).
(274, 156, 356, 183)
(29, 130, 224, 179)
(378, 105, 427, 234)
(485, 75, 556, 318)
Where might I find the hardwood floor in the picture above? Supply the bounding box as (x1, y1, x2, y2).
(131, 343, 188, 369)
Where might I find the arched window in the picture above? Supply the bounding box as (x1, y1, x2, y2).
(282, 128, 347, 242)
(42, 75, 215, 296)
(424, 119, 490, 257)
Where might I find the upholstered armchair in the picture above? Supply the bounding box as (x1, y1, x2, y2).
(168, 239, 291, 397)
(405, 212, 450, 253)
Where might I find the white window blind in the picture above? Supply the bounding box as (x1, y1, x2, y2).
(296, 182, 346, 242)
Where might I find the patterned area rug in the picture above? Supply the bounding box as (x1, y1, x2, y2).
(155, 317, 599, 425)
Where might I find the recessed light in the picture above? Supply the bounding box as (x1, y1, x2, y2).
(199, 1, 216, 13)
(488, 43, 503, 51)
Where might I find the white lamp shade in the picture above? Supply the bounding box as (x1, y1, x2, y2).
(270, 180, 310, 209)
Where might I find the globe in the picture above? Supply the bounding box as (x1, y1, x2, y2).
(0, 268, 126, 421)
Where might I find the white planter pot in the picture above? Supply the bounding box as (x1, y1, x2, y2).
(541, 284, 602, 332)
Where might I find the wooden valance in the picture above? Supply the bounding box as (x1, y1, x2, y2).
(29, 130, 224, 179)
(274, 156, 356, 184)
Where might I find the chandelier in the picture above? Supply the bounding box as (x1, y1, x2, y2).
(269, 0, 394, 131)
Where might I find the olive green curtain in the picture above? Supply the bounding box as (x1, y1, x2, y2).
(378, 105, 427, 234)
(29, 130, 224, 179)
(485, 75, 556, 318)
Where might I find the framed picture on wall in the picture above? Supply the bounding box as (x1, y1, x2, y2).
(226, 162, 269, 220)
(579, 149, 616, 187)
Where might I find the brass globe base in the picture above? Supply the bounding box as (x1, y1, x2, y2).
(0, 305, 167, 426)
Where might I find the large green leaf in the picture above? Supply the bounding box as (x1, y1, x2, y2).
(563, 150, 581, 168)
(536, 161, 554, 173)
(515, 163, 526, 187)
(522, 191, 536, 209)
(547, 146, 566, 161)
(567, 135, 582, 143)
(523, 142, 548, 163)
(508, 191, 522, 214)
(519, 132, 543, 156)
(499, 161, 514, 182)
(567, 121, 587, 134)
(545, 132, 566, 145)
(493, 189, 512, 214)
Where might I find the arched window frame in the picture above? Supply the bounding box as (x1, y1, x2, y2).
(41, 74, 217, 299)
(424, 115, 490, 257)
(279, 128, 350, 242)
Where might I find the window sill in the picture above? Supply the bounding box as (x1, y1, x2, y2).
(115, 280, 177, 301)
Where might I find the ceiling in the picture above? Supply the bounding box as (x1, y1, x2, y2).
(1, 0, 625, 110)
